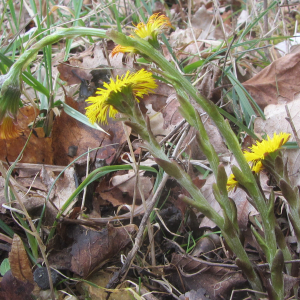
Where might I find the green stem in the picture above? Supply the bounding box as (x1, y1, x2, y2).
(12, 27, 107, 72)
(127, 102, 263, 294)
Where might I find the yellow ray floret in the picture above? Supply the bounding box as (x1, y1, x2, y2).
(243, 132, 290, 162)
(227, 161, 264, 192)
(85, 69, 157, 124)
(111, 44, 136, 57)
(227, 173, 238, 192)
(0, 116, 21, 140)
(111, 13, 172, 57)
(134, 13, 172, 39)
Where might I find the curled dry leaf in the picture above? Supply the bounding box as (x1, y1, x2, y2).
(8, 234, 34, 283)
(243, 52, 300, 109)
(0, 106, 53, 164)
(71, 224, 137, 277)
(47, 224, 138, 278)
(51, 95, 127, 166)
(111, 170, 154, 199)
(0, 270, 34, 300)
(167, 253, 246, 300)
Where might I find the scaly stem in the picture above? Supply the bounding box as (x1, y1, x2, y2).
(107, 30, 280, 297)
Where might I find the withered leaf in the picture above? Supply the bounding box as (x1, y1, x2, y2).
(168, 253, 246, 299)
(47, 224, 137, 278)
(0, 106, 53, 164)
(51, 95, 127, 166)
(57, 61, 92, 86)
(8, 234, 33, 283)
(243, 52, 300, 109)
(0, 270, 34, 300)
(70, 224, 137, 277)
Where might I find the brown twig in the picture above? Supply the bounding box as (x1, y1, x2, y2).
(105, 172, 170, 291)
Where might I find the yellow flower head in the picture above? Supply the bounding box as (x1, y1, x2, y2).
(243, 132, 290, 162)
(251, 160, 263, 173)
(85, 69, 157, 124)
(227, 173, 238, 192)
(0, 115, 22, 140)
(111, 13, 172, 57)
(134, 13, 172, 39)
(111, 44, 136, 57)
(227, 161, 264, 192)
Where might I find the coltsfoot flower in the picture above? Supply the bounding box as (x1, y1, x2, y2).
(243, 132, 290, 162)
(85, 69, 157, 124)
(227, 173, 238, 192)
(227, 133, 290, 191)
(111, 13, 172, 57)
(133, 13, 172, 39)
(226, 161, 263, 191)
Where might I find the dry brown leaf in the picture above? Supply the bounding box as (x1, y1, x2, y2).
(191, 233, 221, 257)
(0, 106, 53, 164)
(243, 52, 300, 109)
(191, 5, 224, 40)
(47, 224, 137, 278)
(111, 170, 154, 199)
(168, 253, 247, 300)
(70, 224, 137, 277)
(0, 270, 34, 300)
(51, 95, 127, 166)
(9, 234, 34, 283)
(57, 61, 92, 85)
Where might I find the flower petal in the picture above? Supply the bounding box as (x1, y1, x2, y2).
(0, 116, 22, 140)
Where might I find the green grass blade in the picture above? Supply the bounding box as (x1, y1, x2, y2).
(183, 59, 205, 74)
(47, 164, 157, 242)
(62, 103, 108, 133)
(227, 71, 256, 125)
(227, 71, 265, 120)
(112, 0, 122, 32)
(216, 106, 258, 140)
(139, 0, 152, 15)
(238, 1, 278, 42)
(64, 0, 84, 60)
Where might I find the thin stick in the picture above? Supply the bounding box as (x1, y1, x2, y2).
(285, 104, 300, 148)
(105, 172, 169, 290)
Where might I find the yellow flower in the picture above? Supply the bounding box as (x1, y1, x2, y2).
(111, 44, 136, 57)
(134, 13, 172, 39)
(251, 161, 263, 173)
(227, 173, 238, 192)
(243, 132, 291, 162)
(85, 69, 157, 124)
(226, 161, 264, 192)
(0, 115, 22, 140)
(111, 13, 172, 57)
